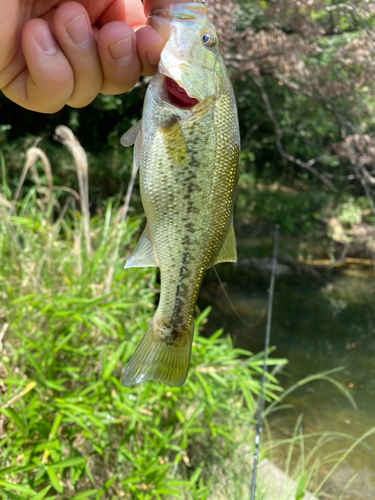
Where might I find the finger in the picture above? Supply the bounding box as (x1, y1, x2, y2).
(97, 21, 140, 95)
(58, 0, 114, 24)
(2, 19, 73, 113)
(97, 0, 146, 29)
(0, 1, 19, 72)
(98, 0, 174, 76)
(138, 0, 191, 76)
(136, 26, 166, 77)
(53, 2, 102, 108)
(143, 0, 192, 18)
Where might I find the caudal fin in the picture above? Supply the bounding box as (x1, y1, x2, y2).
(122, 319, 193, 387)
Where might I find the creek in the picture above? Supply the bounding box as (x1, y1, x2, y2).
(199, 257, 375, 499)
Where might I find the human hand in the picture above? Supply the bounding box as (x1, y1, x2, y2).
(0, 0, 190, 113)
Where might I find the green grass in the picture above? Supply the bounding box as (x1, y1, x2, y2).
(2, 127, 373, 500)
(0, 129, 285, 499)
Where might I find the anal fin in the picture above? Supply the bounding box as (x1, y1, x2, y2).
(125, 224, 159, 268)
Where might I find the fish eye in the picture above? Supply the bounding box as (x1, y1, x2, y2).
(201, 33, 216, 47)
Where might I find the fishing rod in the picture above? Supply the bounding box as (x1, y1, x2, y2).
(250, 225, 280, 500)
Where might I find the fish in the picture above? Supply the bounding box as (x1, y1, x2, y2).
(120, 1, 240, 387)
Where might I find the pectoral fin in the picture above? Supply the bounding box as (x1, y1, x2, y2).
(159, 116, 189, 165)
(125, 224, 159, 268)
(212, 220, 237, 266)
(121, 119, 142, 147)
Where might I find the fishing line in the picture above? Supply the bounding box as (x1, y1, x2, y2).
(250, 225, 280, 500)
(212, 266, 268, 328)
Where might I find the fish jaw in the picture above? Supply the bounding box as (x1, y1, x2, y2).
(148, 3, 220, 102)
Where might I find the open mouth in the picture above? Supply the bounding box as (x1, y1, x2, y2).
(165, 77, 199, 109)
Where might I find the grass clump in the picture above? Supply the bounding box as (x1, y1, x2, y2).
(0, 130, 285, 500)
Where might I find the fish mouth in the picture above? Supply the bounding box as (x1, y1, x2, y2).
(164, 76, 199, 110)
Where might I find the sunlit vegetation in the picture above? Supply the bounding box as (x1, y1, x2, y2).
(0, 132, 286, 499)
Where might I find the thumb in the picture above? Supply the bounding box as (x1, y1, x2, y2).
(0, 1, 20, 80)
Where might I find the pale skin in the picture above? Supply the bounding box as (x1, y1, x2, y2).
(0, 0, 191, 113)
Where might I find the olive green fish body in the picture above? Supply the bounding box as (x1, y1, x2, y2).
(122, 3, 240, 386)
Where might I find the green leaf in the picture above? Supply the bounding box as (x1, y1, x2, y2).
(102, 341, 126, 380)
(154, 488, 181, 497)
(46, 469, 63, 493)
(0, 480, 36, 495)
(189, 462, 205, 485)
(295, 471, 307, 500)
(48, 413, 63, 440)
(44, 380, 67, 392)
(53, 331, 76, 354)
(85, 463, 95, 486)
(48, 457, 85, 470)
(31, 486, 52, 500)
(0, 465, 35, 476)
(194, 307, 211, 331)
(2, 408, 27, 432)
(1, 491, 24, 500)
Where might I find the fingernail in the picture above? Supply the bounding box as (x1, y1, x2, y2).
(146, 46, 163, 66)
(109, 37, 134, 66)
(66, 14, 92, 49)
(34, 25, 58, 56)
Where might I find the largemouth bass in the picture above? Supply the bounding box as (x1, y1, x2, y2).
(121, 2, 240, 387)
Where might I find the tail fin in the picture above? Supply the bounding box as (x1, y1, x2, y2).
(122, 319, 193, 387)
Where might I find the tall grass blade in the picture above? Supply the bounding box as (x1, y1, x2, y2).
(54, 126, 91, 257)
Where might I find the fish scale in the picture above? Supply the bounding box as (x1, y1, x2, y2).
(121, 3, 240, 386)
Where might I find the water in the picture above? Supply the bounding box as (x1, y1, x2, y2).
(199, 262, 375, 499)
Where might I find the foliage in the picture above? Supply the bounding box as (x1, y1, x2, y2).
(2, 1, 375, 246)
(0, 133, 286, 499)
(336, 197, 362, 227)
(0, 85, 146, 205)
(235, 174, 331, 234)
(208, 0, 375, 217)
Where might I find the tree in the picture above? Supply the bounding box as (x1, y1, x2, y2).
(206, 0, 375, 211)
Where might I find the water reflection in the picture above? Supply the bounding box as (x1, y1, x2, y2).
(199, 263, 375, 499)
